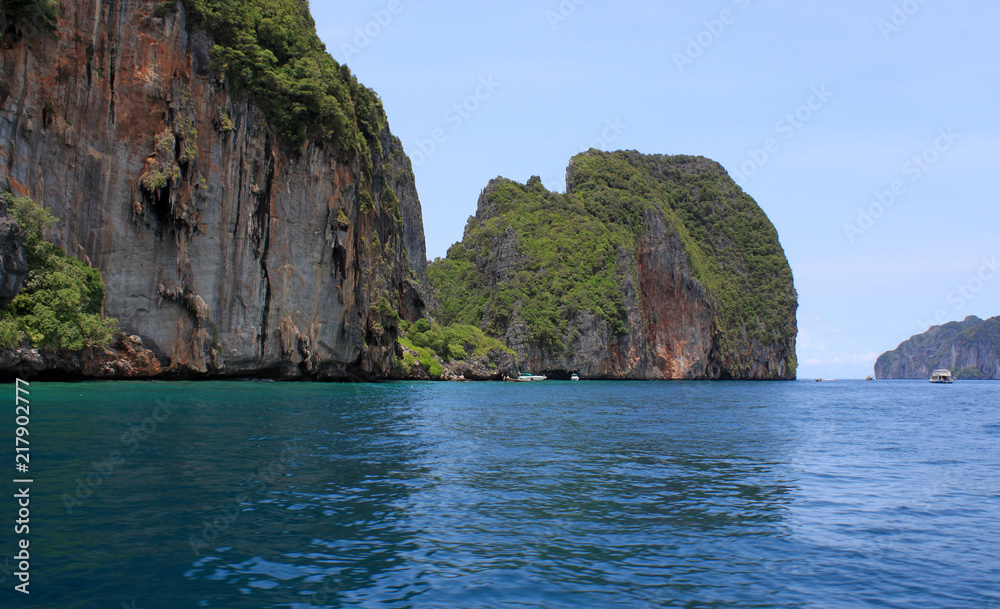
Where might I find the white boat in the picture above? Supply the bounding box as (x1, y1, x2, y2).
(929, 369, 954, 384)
(514, 373, 547, 382)
(570, 374, 580, 381)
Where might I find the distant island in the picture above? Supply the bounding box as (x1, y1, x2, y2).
(875, 316, 999, 380)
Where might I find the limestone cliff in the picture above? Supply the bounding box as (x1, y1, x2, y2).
(0, 197, 27, 306)
(428, 151, 798, 380)
(0, 1, 426, 379)
(875, 316, 1000, 380)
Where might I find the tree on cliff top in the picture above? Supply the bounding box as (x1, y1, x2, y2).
(163, 0, 387, 153)
(0, 194, 117, 351)
(0, 0, 58, 37)
(6, 0, 384, 152)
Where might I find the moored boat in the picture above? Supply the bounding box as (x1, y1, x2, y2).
(513, 373, 547, 382)
(929, 369, 954, 384)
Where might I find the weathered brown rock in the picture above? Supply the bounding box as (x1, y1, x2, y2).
(81, 333, 164, 378)
(501, 209, 714, 380)
(0, 1, 426, 379)
(442, 347, 518, 381)
(0, 333, 162, 380)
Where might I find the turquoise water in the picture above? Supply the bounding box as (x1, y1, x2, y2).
(2, 380, 999, 608)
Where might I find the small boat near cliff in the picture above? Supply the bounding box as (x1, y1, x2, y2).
(929, 369, 954, 384)
(513, 373, 547, 382)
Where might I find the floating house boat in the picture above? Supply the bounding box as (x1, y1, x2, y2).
(929, 369, 954, 384)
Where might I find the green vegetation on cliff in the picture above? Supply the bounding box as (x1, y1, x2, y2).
(429, 150, 797, 371)
(875, 315, 999, 379)
(0, 194, 117, 350)
(568, 152, 797, 356)
(395, 318, 514, 378)
(429, 178, 632, 351)
(0, 0, 58, 35)
(953, 366, 985, 380)
(6, 0, 387, 152)
(162, 0, 387, 154)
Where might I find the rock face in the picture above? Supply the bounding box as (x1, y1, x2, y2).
(0, 197, 28, 306)
(429, 151, 798, 380)
(875, 316, 1000, 380)
(493, 207, 716, 379)
(0, 333, 162, 381)
(440, 348, 518, 381)
(635, 209, 715, 378)
(0, 1, 426, 379)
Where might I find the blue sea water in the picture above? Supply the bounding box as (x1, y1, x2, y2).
(2, 380, 999, 608)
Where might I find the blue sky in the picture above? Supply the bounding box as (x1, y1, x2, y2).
(311, 1, 1000, 379)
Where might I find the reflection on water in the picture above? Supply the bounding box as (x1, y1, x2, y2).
(7, 380, 1000, 608)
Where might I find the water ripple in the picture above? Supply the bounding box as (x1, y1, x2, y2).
(20, 380, 1000, 608)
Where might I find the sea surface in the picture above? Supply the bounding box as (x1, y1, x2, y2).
(2, 380, 999, 608)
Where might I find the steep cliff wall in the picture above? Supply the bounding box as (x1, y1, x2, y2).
(0, 197, 27, 306)
(428, 150, 797, 380)
(875, 316, 1000, 380)
(476, 203, 716, 380)
(0, 0, 426, 378)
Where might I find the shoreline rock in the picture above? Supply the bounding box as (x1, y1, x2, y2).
(0, 333, 163, 381)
